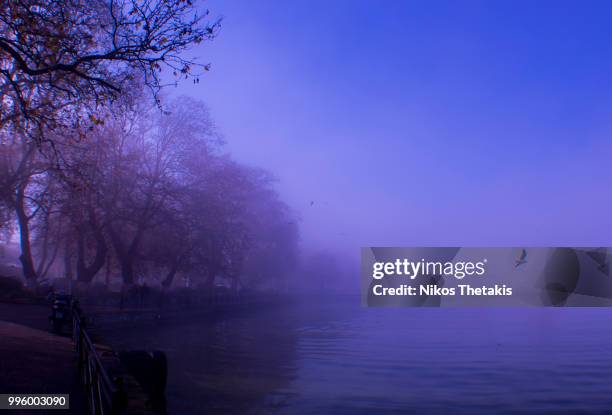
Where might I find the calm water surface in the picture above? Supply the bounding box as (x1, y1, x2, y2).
(99, 299, 612, 414)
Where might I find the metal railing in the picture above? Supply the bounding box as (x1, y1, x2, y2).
(72, 303, 127, 415)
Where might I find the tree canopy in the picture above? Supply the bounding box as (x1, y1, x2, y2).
(0, 0, 220, 142)
(0, 96, 299, 290)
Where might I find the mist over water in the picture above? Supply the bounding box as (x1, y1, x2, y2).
(177, 0, 612, 256)
(98, 301, 612, 415)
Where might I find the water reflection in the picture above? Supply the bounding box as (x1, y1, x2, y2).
(99, 299, 612, 415)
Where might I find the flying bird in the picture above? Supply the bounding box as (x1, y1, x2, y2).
(585, 248, 609, 275)
(598, 262, 609, 275)
(515, 249, 527, 267)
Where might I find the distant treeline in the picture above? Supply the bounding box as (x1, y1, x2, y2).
(0, 95, 299, 291)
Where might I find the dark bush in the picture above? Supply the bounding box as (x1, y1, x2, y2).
(0, 275, 25, 299)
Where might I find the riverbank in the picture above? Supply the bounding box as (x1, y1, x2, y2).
(0, 301, 157, 415)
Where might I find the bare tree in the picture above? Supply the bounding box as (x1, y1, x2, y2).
(0, 135, 52, 282)
(95, 96, 218, 284)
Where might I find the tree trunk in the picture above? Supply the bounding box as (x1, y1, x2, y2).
(161, 263, 179, 288)
(108, 224, 140, 285)
(76, 211, 108, 283)
(105, 253, 112, 286)
(120, 257, 135, 285)
(231, 276, 240, 294)
(64, 240, 73, 280)
(204, 272, 215, 289)
(36, 213, 60, 279)
(15, 183, 36, 281)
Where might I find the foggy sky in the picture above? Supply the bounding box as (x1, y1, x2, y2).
(172, 0, 612, 258)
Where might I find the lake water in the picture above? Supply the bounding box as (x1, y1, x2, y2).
(98, 299, 612, 414)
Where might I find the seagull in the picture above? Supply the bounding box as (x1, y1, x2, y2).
(585, 248, 609, 275)
(598, 262, 609, 275)
(515, 249, 527, 267)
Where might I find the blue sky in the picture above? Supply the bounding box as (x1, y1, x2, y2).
(172, 1, 612, 257)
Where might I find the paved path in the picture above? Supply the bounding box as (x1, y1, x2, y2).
(0, 305, 87, 414)
(0, 302, 49, 331)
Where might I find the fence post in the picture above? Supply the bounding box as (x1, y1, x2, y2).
(111, 376, 128, 415)
(72, 299, 128, 415)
